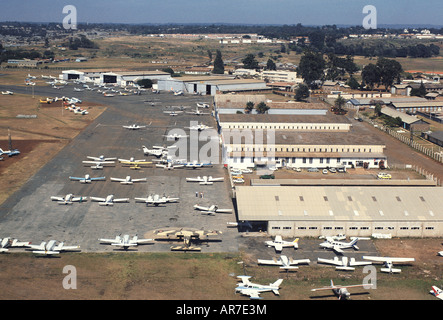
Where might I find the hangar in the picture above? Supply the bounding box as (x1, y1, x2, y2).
(235, 185, 443, 238)
(157, 76, 270, 95)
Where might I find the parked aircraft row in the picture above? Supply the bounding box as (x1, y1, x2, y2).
(0, 237, 80, 256)
(51, 193, 180, 206)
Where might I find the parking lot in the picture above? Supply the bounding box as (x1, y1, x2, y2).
(0, 84, 239, 253)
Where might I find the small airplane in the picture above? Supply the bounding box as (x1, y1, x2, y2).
(163, 110, 183, 116)
(193, 204, 232, 215)
(430, 286, 443, 300)
(362, 256, 415, 273)
(90, 195, 130, 206)
(73, 109, 89, 115)
(82, 155, 116, 169)
(154, 228, 221, 251)
(439, 251, 443, 257)
(123, 124, 146, 130)
(119, 159, 152, 169)
(69, 174, 106, 184)
(163, 133, 189, 140)
(186, 176, 224, 185)
(317, 256, 372, 271)
(185, 123, 213, 131)
(99, 234, 153, 250)
(73, 88, 84, 92)
(0, 238, 31, 253)
(186, 107, 210, 116)
(311, 279, 373, 300)
(258, 255, 310, 271)
(1, 91, 13, 95)
(156, 162, 184, 170)
(50, 194, 88, 205)
(235, 276, 283, 300)
(184, 160, 213, 169)
(27, 240, 81, 256)
(0, 148, 20, 157)
(173, 90, 184, 96)
(135, 194, 179, 206)
(197, 102, 210, 108)
(142, 145, 176, 158)
(110, 176, 147, 185)
(319, 237, 368, 254)
(265, 235, 299, 253)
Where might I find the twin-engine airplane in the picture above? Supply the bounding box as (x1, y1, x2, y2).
(193, 204, 232, 215)
(123, 124, 146, 130)
(27, 240, 80, 255)
(265, 235, 299, 253)
(110, 176, 147, 185)
(142, 145, 176, 158)
(317, 256, 372, 271)
(51, 194, 88, 204)
(135, 194, 179, 206)
(69, 174, 106, 183)
(99, 234, 153, 250)
(319, 237, 369, 254)
(186, 176, 224, 185)
(235, 276, 283, 300)
(90, 195, 130, 206)
(258, 255, 310, 271)
(311, 279, 373, 300)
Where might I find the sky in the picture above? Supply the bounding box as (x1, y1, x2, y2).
(0, 0, 442, 27)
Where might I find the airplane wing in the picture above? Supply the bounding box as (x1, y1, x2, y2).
(165, 197, 179, 203)
(131, 178, 147, 182)
(331, 246, 344, 254)
(317, 257, 344, 266)
(274, 243, 283, 252)
(208, 177, 224, 182)
(155, 164, 167, 168)
(50, 196, 64, 201)
(90, 177, 106, 181)
(82, 161, 115, 165)
(193, 205, 211, 211)
(362, 256, 415, 263)
(110, 177, 125, 182)
(215, 208, 233, 213)
(257, 258, 283, 266)
(244, 290, 261, 300)
(112, 198, 130, 203)
(134, 197, 152, 203)
(349, 258, 372, 267)
(186, 177, 204, 182)
(69, 176, 85, 181)
(134, 239, 154, 244)
(58, 245, 81, 251)
(99, 238, 120, 244)
(90, 197, 106, 202)
(121, 161, 152, 165)
(32, 250, 59, 255)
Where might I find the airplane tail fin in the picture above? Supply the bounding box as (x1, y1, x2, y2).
(271, 279, 283, 287)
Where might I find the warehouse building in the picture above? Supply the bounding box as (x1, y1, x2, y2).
(157, 76, 270, 95)
(235, 185, 443, 237)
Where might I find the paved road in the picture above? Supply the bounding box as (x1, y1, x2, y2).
(0, 84, 240, 253)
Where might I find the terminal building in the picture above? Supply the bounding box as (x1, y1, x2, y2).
(235, 184, 443, 237)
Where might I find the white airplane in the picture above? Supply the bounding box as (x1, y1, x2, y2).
(185, 160, 213, 169)
(193, 204, 233, 215)
(319, 237, 367, 254)
(110, 176, 147, 185)
(430, 286, 443, 300)
(258, 255, 310, 271)
(123, 124, 146, 130)
(186, 107, 210, 115)
(73, 87, 84, 92)
(86, 155, 116, 162)
(27, 240, 80, 255)
(0, 147, 20, 157)
(69, 174, 106, 183)
(319, 234, 346, 241)
(317, 256, 372, 271)
(235, 276, 283, 300)
(186, 176, 224, 185)
(135, 194, 179, 206)
(362, 256, 415, 273)
(73, 109, 89, 115)
(27, 74, 37, 79)
(265, 235, 299, 253)
(82, 159, 115, 169)
(0, 238, 31, 253)
(185, 123, 213, 131)
(156, 162, 185, 170)
(142, 145, 176, 158)
(50, 194, 88, 205)
(311, 279, 373, 300)
(163, 133, 188, 140)
(438, 251, 443, 257)
(1, 91, 13, 95)
(197, 102, 210, 108)
(173, 90, 184, 96)
(163, 110, 183, 116)
(90, 195, 130, 206)
(99, 234, 153, 250)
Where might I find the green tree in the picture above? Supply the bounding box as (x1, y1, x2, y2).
(245, 101, 254, 114)
(410, 81, 427, 97)
(212, 50, 224, 74)
(346, 76, 360, 90)
(334, 96, 347, 112)
(266, 59, 276, 71)
(242, 54, 259, 70)
(162, 67, 174, 75)
(297, 50, 325, 88)
(376, 58, 403, 91)
(374, 103, 382, 117)
(255, 102, 270, 114)
(295, 84, 310, 101)
(361, 63, 380, 90)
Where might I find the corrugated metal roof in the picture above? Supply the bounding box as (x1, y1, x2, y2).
(236, 186, 443, 222)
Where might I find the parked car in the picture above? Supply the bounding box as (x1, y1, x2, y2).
(329, 168, 337, 173)
(259, 174, 275, 179)
(233, 178, 245, 184)
(292, 167, 301, 172)
(322, 169, 328, 174)
(377, 172, 392, 179)
(307, 168, 319, 172)
(241, 168, 253, 174)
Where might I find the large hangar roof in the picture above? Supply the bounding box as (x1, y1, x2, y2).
(236, 186, 443, 222)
